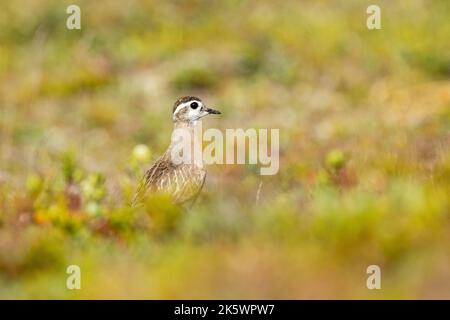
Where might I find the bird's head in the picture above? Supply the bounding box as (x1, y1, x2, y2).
(172, 96, 221, 124)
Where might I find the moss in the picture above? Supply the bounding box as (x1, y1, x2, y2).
(171, 67, 218, 90)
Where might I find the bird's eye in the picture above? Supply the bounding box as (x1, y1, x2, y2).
(190, 102, 199, 109)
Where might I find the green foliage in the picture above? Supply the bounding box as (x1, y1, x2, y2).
(325, 149, 346, 171)
(61, 152, 80, 184)
(0, 228, 66, 278)
(142, 193, 184, 238)
(406, 51, 450, 78)
(172, 66, 218, 91)
(26, 174, 44, 196)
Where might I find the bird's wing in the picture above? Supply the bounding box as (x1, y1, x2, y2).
(171, 166, 206, 204)
(131, 156, 206, 206)
(131, 157, 166, 206)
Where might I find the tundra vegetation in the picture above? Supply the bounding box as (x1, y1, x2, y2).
(0, 0, 449, 298)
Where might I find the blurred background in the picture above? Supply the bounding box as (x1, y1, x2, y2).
(0, 0, 449, 299)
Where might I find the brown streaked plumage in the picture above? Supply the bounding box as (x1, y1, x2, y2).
(132, 96, 220, 207)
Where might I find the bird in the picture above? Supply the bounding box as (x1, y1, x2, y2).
(132, 96, 221, 207)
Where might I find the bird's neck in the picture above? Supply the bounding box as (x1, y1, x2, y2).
(170, 120, 203, 168)
(173, 120, 199, 130)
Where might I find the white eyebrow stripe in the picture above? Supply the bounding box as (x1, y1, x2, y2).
(173, 102, 189, 116)
(173, 100, 202, 117)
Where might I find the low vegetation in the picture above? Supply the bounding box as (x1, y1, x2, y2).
(0, 0, 449, 298)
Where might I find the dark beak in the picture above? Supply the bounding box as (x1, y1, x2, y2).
(205, 107, 221, 115)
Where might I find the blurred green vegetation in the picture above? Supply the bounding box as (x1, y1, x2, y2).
(0, 0, 449, 299)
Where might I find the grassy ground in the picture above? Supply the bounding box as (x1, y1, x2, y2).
(0, 0, 449, 299)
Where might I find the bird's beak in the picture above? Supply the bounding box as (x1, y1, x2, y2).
(205, 107, 221, 115)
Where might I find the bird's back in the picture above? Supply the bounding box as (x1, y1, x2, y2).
(132, 151, 206, 206)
